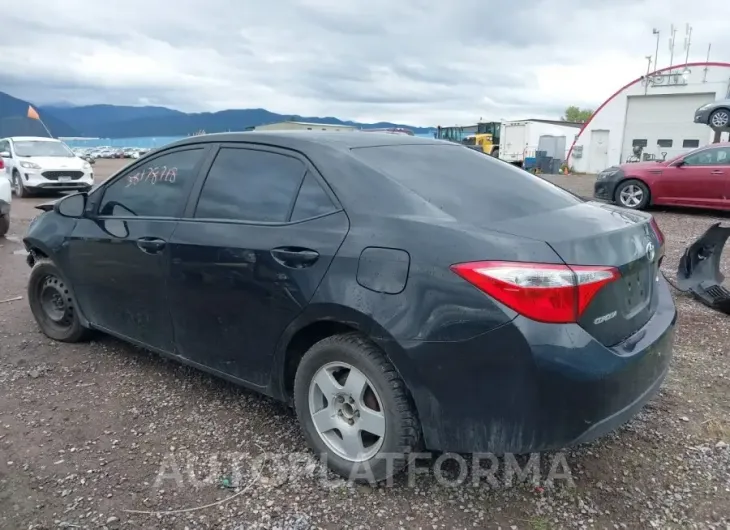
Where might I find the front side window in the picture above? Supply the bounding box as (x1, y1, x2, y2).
(195, 148, 306, 222)
(98, 148, 204, 218)
(12, 140, 73, 158)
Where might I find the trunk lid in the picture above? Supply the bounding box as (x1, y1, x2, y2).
(490, 201, 663, 346)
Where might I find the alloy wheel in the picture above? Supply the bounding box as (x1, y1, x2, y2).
(308, 362, 385, 462)
(710, 110, 730, 128)
(619, 184, 643, 208)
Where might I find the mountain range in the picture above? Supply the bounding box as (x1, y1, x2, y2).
(0, 90, 433, 139)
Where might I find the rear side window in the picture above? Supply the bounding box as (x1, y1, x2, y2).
(291, 172, 337, 221)
(195, 148, 305, 222)
(350, 144, 581, 223)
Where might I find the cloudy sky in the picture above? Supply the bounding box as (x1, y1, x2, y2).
(1, 0, 729, 126)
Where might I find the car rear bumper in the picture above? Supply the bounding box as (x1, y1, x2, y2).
(391, 276, 676, 454)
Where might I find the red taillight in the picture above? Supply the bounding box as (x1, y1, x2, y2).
(649, 217, 664, 245)
(0, 159, 4, 170)
(450, 261, 620, 324)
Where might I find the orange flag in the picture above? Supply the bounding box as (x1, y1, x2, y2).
(27, 105, 40, 120)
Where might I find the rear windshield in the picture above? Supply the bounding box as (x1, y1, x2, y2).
(351, 144, 582, 223)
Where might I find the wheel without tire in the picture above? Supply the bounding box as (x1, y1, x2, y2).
(12, 171, 30, 198)
(709, 108, 730, 129)
(0, 215, 8, 237)
(294, 332, 421, 483)
(615, 179, 649, 210)
(28, 258, 90, 342)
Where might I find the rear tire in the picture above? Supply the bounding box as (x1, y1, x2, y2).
(28, 258, 90, 342)
(0, 215, 8, 237)
(615, 179, 650, 210)
(709, 108, 730, 129)
(294, 332, 421, 483)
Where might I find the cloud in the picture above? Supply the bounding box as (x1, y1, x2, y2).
(1, 0, 729, 126)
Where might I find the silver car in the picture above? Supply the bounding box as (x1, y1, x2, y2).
(694, 99, 730, 129)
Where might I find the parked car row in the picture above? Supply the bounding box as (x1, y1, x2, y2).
(72, 146, 151, 160)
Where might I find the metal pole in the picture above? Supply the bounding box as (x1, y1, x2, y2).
(38, 119, 54, 138)
(703, 43, 711, 82)
(653, 28, 660, 70)
(684, 24, 692, 64)
(645, 55, 653, 94)
(668, 24, 676, 69)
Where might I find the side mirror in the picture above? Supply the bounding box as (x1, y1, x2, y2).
(55, 192, 87, 218)
(674, 159, 686, 167)
(0, 151, 10, 158)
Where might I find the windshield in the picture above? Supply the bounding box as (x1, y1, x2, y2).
(351, 144, 582, 223)
(13, 140, 74, 158)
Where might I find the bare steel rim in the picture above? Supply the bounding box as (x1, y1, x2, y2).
(308, 361, 386, 463)
(619, 184, 643, 208)
(710, 109, 730, 128)
(37, 274, 75, 330)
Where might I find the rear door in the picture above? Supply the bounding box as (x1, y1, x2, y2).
(167, 144, 349, 387)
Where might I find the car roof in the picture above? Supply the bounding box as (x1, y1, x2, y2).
(5, 136, 62, 142)
(164, 131, 442, 152)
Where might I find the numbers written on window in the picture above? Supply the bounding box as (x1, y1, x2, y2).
(99, 148, 203, 218)
(195, 148, 308, 223)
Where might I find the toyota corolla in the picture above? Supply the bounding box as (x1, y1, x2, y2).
(22, 132, 676, 481)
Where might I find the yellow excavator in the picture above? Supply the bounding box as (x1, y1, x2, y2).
(435, 121, 500, 157)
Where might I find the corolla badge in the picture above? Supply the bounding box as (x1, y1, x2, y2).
(646, 241, 656, 262)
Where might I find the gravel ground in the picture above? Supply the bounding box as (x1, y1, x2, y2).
(1, 162, 729, 529)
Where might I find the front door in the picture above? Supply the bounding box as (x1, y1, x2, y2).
(653, 145, 730, 208)
(167, 145, 349, 387)
(66, 146, 210, 352)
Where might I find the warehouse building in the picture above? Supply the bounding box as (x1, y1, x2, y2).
(568, 61, 730, 173)
(248, 120, 356, 132)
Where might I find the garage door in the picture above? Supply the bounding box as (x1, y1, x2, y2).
(621, 93, 715, 163)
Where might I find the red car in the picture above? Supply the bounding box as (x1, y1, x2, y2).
(594, 142, 730, 210)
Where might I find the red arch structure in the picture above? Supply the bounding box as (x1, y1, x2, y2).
(566, 61, 730, 162)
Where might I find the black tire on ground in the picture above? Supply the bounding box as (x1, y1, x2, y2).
(12, 170, 30, 198)
(614, 179, 650, 210)
(293, 332, 421, 483)
(709, 108, 730, 129)
(0, 215, 8, 237)
(492, 148, 499, 158)
(28, 258, 90, 342)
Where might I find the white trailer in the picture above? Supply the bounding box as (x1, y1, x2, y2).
(499, 120, 582, 166)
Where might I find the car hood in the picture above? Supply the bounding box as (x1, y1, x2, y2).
(18, 156, 86, 169)
(617, 160, 668, 171)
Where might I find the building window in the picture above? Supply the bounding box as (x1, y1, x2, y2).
(683, 139, 700, 148)
(632, 139, 648, 147)
(657, 139, 673, 148)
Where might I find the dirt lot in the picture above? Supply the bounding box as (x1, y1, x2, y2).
(1, 161, 729, 529)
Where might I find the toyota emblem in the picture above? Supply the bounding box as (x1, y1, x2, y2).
(646, 241, 656, 262)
